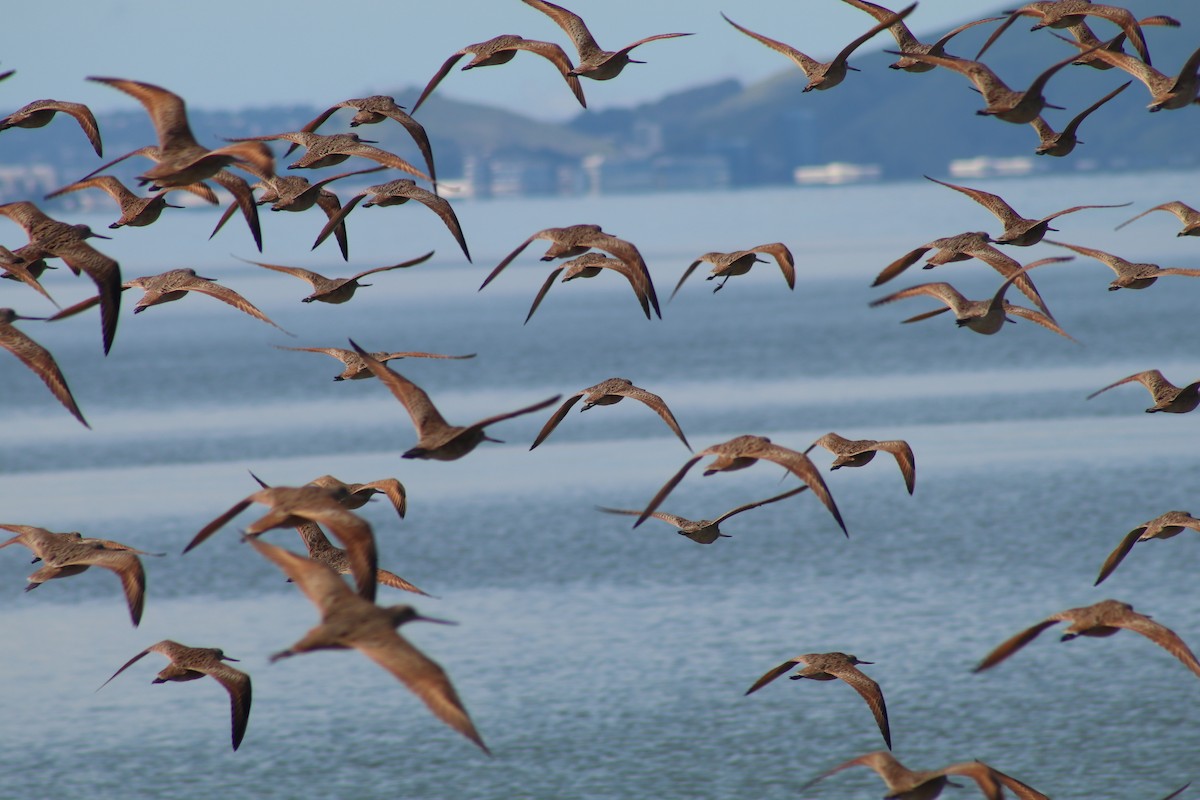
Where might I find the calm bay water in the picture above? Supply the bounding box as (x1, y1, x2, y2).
(2, 170, 1199, 799)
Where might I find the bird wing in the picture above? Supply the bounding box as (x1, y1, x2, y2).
(711, 486, 809, 525)
(73, 548, 145, 626)
(1094, 525, 1148, 586)
(202, 661, 252, 751)
(87, 77, 199, 150)
(616, 384, 691, 450)
(356, 478, 407, 520)
(1060, 80, 1131, 138)
(840, 0, 921, 50)
(406, 186, 471, 262)
(335, 142, 431, 181)
(480, 232, 546, 289)
(1086, 370, 1165, 401)
(750, 242, 795, 289)
(524, 267, 565, 324)
(314, 191, 351, 261)
(411, 52, 469, 114)
(355, 629, 490, 754)
(521, 0, 603, 61)
(635, 456, 702, 528)
(311, 193, 364, 252)
(1, 323, 89, 427)
(721, 13, 822, 76)
(670, 260, 704, 301)
(1116, 201, 1198, 231)
(247, 537, 355, 614)
(529, 391, 583, 450)
(377, 568, 431, 597)
(1081, 6, 1150, 64)
(349, 251, 436, 282)
(348, 339, 453, 435)
(209, 171, 263, 252)
(184, 498, 253, 553)
(511, 39, 588, 108)
(178, 275, 290, 333)
(975, 6, 1046, 60)
(241, 258, 326, 288)
(869, 282, 970, 315)
(870, 440, 916, 494)
(1002, 304, 1078, 342)
(96, 645, 155, 690)
(831, 3, 916, 68)
(297, 506, 378, 603)
(872, 245, 932, 285)
(1116, 611, 1200, 678)
(580, 232, 660, 317)
(49, 101, 103, 157)
(468, 394, 564, 436)
(749, 441, 847, 537)
(973, 619, 1060, 672)
(925, 175, 1022, 227)
(744, 657, 802, 695)
(829, 663, 892, 750)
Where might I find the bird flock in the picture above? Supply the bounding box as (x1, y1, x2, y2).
(2, 1, 1199, 797)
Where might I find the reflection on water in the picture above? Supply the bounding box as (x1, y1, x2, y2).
(2, 173, 1199, 799)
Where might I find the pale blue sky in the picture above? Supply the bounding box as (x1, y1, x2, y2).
(4, 1, 987, 120)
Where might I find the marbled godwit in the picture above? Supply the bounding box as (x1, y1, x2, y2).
(0, 524, 146, 626)
(805, 433, 916, 494)
(924, 175, 1130, 246)
(1045, 239, 1200, 290)
(347, 340, 559, 461)
(840, 2, 1000, 72)
(242, 251, 432, 305)
(597, 486, 807, 544)
(227, 131, 429, 179)
(86, 77, 274, 188)
(292, 95, 437, 186)
(277, 344, 475, 381)
(120, 268, 290, 333)
(892, 47, 1093, 124)
(98, 640, 251, 751)
(411, 34, 586, 114)
(523, 253, 659, 322)
(247, 537, 489, 754)
(671, 242, 794, 298)
(874, 234, 1052, 316)
(520, 0, 691, 80)
(869, 257, 1075, 340)
(1086, 369, 1200, 414)
(212, 166, 384, 261)
(48, 175, 217, 229)
(1094, 511, 1200, 586)
(311, 179, 471, 262)
(0, 201, 121, 353)
(635, 434, 847, 536)
(722, 4, 915, 92)
(59, 149, 265, 251)
(185, 481, 379, 602)
(976, 1, 1154, 64)
(745, 651, 891, 749)
(483, 224, 660, 316)
(975, 598, 1200, 678)
(1116, 201, 1200, 237)
(801, 751, 1007, 800)
(531, 377, 690, 450)
(1028, 80, 1131, 156)
(0, 98, 102, 156)
(0, 308, 88, 427)
(1055, 36, 1200, 112)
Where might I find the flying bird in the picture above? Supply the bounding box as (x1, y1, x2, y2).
(47, 175, 217, 229)
(523, 253, 659, 322)
(805, 433, 916, 494)
(0, 524, 146, 626)
(1045, 239, 1200, 290)
(671, 242, 795, 298)
(839, 1, 1000, 72)
(411, 34, 586, 114)
(1094, 511, 1200, 586)
(1028, 81, 1131, 157)
(226, 131, 430, 179)
(597, 487, 808, 544)
(520, 0, 692, 80)
(1116, 200, 1200, 237)
(801, 751, 1014, 800)
(634, 434, 847, 536)
(745, 651, 891, 749)
(975, 1, 1154, 65)
(1086, 369, 1200, 414)
(276, 344, 475, 381)
(98, 640, 252, 751)
(722, 4, 915, 92)
(0, 308, 89, 427)
(974, 598, 1200, 679)
(247, 537, 489, 754)
(242, 251, 433, 304)
(0, 98, 102, 156)
(348, 339, 560, 461)
(1054, 37, 1200, 112)
(530, 377, 690, 450)
(311, 179, 471, 263)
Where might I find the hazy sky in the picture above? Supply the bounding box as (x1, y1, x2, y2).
(4, 1, 991, 120)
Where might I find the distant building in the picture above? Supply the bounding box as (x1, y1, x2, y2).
(948, 156, 1037, 179)
(0, 163, 58, 203)
(582, 153, 730, 195)
(793, 162, 882, 186)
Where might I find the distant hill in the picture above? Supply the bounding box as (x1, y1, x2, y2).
(3, 1, 1198, 201)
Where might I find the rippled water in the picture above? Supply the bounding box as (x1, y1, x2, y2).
(2, 170, 1199, 799)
